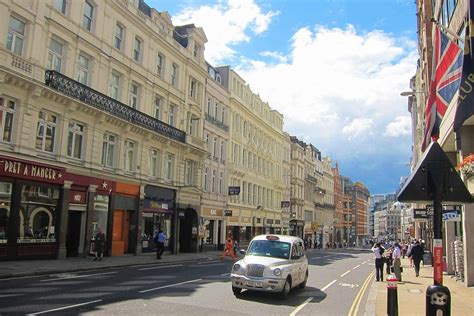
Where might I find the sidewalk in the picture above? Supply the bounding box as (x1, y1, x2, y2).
(365, 258, 474, 315)
(0, 251, 223, 279)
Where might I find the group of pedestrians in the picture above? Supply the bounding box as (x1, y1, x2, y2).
(371, 239, 425, 282)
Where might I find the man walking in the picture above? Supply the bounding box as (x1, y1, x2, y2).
(371, 242, 385, 282)
(408, 240, 424, 277)
(392, 242, 402, 281)
(155, 229, 167, 259)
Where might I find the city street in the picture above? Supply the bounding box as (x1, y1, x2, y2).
(0, 250, 373, 315)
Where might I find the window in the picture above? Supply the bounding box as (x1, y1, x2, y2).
(0, 97, 15, 143)
(53, 0, 67, 13)
(154, 96, 162, 120)
(219, 172, 223, 194)
(165, 153, 175, 181)
(157, 53, 165, 76)
(82, 0, 94, 31)
(171, 63, 178, 87)
(6, 16, 25, 55)
(109, 72, 120, 100)
(203, 167, 208, 191)
(149, 148, 161, 177)
(112, 23, 124, 51)
(67, 121, 84, 159)
(76, 53, 90, 85)
(207, 98, 212, 115)
(47, 38, 63, 72)
(123, 140, 135, 172)
(133, 36, 142, 62)
(129, 82, 139, 109)
(36, 111, 57, 153)
(221, 107, 225, 124)
(220, 141, 225, 161)
(193, 43, 200, 58)
(190, 78, 197, 99)
(101, 133, 115, 167)
(212, 170, 216, 193)
(213, 138, 217, 157)
(185, 160, 194, 185)
(168, 104, 176, 126)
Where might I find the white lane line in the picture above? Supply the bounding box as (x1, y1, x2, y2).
(26, 299, 102, 315)
(0, 293, 25, 298)
(220, 272, 231, 276)
(353, 265, 361, 270)
(138, 264, 183, 271)
(321, 279, 337, 292)
(139, 278, 202, 293)
(40, 271, 117, 282)
(196, 260, 221, 265)
(340, 270, 351, 277)
(289, 297, 313, 316)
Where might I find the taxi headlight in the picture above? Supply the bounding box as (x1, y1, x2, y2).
(232, 264, 241, 272)
(273, 268, 282, 276)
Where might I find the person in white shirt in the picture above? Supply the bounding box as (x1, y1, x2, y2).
(392, 242, 402, 281)
(371, 242, 385, 281)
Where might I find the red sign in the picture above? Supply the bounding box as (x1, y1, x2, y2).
(433, 239, 443, 285)
(69, 190, 87, 204)
(0, 156, 65, 184)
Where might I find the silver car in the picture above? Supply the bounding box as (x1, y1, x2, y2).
(230, 235, 309, 298)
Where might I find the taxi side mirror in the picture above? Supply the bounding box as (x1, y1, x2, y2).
(239, 249, 246, 255)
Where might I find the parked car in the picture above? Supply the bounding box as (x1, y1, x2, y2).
(230, 234, 308, 298)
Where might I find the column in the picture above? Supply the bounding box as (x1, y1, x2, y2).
(463, 204, 474, 286)
(58, 180, 73, 259)
(444, 221, 455, 275)
(83, 184, 97, 257)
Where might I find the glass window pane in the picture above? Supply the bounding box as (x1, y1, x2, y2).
(9, 17, 25, 34)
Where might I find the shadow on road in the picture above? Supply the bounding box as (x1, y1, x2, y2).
(233, 286, 327, 306)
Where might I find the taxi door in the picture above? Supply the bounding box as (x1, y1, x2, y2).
(290, 241, 305, 285)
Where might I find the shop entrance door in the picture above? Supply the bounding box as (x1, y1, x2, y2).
(179, 208, 198, 252)
(112, 210, 124, 256)
(66, 211, 82, 257)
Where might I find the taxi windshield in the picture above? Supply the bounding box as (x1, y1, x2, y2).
(246, 240, 291, 259)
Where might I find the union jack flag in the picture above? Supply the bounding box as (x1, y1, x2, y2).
(421, 26, 463, 152)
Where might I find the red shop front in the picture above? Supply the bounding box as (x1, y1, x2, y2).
(0, 155, 65, 260)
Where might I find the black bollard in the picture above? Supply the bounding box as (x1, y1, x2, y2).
(426, 284, 451, 315)
(387, 274, 398, 316)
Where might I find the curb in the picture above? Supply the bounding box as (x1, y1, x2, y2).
(0, 256, 219, 280)
(363, 275, 379, 316)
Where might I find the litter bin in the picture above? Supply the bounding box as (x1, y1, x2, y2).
(426, 284, 450, 316)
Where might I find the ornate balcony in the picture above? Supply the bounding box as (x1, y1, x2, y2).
(305, 174, 318, 184)
(44, 70, 185, 143)
(205, 113, 229, 132)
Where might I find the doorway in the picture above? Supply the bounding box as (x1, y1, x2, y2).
(179, 208, 198, 252)
(66, 211, 82, 257)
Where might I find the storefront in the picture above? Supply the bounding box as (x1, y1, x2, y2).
(289, 219, 304, 239)
(0, 155, 65, 260)
(200, 207, 225, 251)
(141, 185, 175, 254)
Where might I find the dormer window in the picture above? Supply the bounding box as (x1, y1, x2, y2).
(193, 43, 201, 58)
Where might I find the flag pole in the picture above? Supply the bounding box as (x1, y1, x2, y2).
(431, 18, 464, 43)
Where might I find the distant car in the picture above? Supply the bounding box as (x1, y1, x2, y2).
(230, 235, 308, 299)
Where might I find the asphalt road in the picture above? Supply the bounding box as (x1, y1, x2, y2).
(0, 249, 374, 315)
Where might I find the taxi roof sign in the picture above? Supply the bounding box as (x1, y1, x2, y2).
(266, 235, 280, 241)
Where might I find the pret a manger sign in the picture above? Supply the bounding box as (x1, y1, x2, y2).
(0, 156, 65, 184)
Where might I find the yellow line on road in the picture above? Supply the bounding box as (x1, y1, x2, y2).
(347, 271, 374, 316)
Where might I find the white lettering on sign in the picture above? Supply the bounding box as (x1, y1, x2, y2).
(210, 209, 217, 215)
(3, 159, 62, 181)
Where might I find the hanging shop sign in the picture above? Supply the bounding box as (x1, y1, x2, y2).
(224, 210, 233, 216)
(281, 201, 290, 208)
(0, 156, 65, 184)
(228, 186, 240, 195)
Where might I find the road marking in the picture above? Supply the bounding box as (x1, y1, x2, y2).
(197, 260, 221, 265)
(353, 265, 361, 270)
(347, 271, 374, 316)
(138, 264, 183, 271)
(338, 282, 360, 288)
(321, 279, 337, 292)
(0, 293, 25, 298)
(40, 271, 117, 282)
(139, 278, 202, 293)
(220, 272, 231, 276)
(289, 297, 313, 316)
(340, 270, 351, 277)
(26, 299, 102, 315)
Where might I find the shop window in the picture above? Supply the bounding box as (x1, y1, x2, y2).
(0, 97, 15, 143)
(18, 184, 59, 243)
(93, 194, 109, 236)
(0, 182, 12, 243)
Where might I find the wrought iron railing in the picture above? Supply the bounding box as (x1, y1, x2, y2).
(44, 70, 185, 143)
(205, 113, 229, 132)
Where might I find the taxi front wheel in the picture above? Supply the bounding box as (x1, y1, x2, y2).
(299, 270, 308, 289)
(279, 277, 291, 299)
(232, 286, 242, 296)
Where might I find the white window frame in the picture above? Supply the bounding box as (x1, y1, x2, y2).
(0, 97, 15, 143)
(36, 111, 57, 153)
(82, 0, 94, 31)
(165, 153, 175, 181)
(168, 104, 176, 126)
(7, 16, 25, 56)
(76, 52, 90, 85)
(154, 95, 162, 120)
(129, 82, 139, 109)
(203, 167, 208, 191)
(101, 133, 116, 168)
(133, 36, 142, 63)
(185, 160, 194, 186)
(149, 148, 161, 178)
(67, 121, 84, 159)
(190, 78, 197, 99)
(47, 37, 64, 72)
(219, 172, 223, 194)
(123, 140, 136, 172)
(220, 141, 225, 161)
(157, 53, 165, 77)
(211, 170, 216, 193)
(53, 0, 67, 14)
(171, 63, 178, 87)
(110, 72, 120, 100)
(114, 23, 124, 50)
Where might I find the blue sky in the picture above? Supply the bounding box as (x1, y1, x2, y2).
(148, 0, 419, 194)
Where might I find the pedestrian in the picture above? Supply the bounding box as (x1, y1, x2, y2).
(408, 240, 424, 277)
(93, 228, 106, 261)
(154, 229, 167, 259)
(221, 234, 237, 261)
(385, 246, 393, 274)
(401, 242, 407, 259)
(407, 241, 414, 267)
(371, 242, 385, 282)
(392, 242, 402, 281)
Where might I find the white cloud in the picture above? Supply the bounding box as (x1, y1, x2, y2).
(171, 0, 278, 64)
(235, 25, 417, 168)
(259, 51, 288, 63)
(384, 116, 412, 137)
